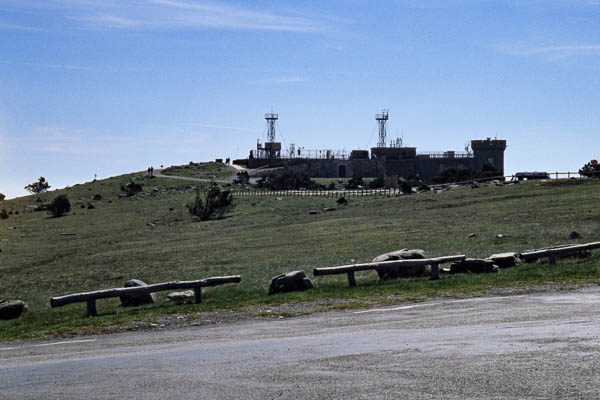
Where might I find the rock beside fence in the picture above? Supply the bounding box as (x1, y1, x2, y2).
(0, 300, 28, 320)
(269, 270, 313, 295)
(450, 259, 499, 274)
(487, 252, 520, 268)
(373, 249, 427, 280)
(120, 279, 157, 307)
(166, 290, 195, 305)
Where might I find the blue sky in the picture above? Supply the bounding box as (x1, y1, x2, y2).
(1, 0, 599, 198)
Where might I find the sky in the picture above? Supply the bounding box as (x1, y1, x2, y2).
(1, 0, 599, 198)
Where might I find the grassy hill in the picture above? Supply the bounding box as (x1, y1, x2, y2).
(1, 168, 600, 340)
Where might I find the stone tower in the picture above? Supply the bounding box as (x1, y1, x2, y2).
(471, 138, 507, 174)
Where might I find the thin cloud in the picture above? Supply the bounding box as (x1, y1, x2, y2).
(250, 77, 308, 85)
(72, 14, 142, 29)
(497, 44, 600, 59)
(60, 0, 328, 32)
(0, 22, 46, 32)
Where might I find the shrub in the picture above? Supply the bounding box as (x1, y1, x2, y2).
(417, 183, 431, 192)
(345, 177, 364, 190)
(399, 180, 413, 194)
(327, 182, 336, 190)
(234, 171, 250, 184)
(259, 170, 324, 190)
(121, 178, 143, 196)
(48, 194, 71, 217)
(0, 208, 8, 219)
(368, 176, 385, 189)
(187, 183, 235, 221)
(579, 160, 600, 178)
(433, 163, 501, 184)
(24, 177, 50, 194)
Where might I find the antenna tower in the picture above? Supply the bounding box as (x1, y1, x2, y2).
(265, 113, 278, 142)
(375, 110, 389, 147)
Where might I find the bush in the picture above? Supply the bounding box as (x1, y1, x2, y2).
(24, 177, 50, 194)
(345, 177, 364, 190)
(187, 183, 235, 221)
(121, 178, 143, 196)
(399, 180, 413, 194)
(327, 182, 336, 190)
(258, 170, 324, 190)
(368, 176, 385, 189)
(433, 163, 501, 184)
(0, 208, 8, 219)
(579, 160, 600, 178)
(234, 171, 250, 184)
(48, 194, 71, 217)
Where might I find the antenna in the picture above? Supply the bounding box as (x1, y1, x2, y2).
(265, 112, 278, 142)
(375, 110, 389, 147)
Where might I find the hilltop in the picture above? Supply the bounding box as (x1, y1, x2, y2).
(1, 163, 600, 340)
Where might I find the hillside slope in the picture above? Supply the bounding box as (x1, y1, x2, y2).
(1, 170, 600, 340)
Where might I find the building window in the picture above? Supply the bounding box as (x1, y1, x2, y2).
(439, 164, 445, 171)
(458, 163, 464, 169)
(488, 158, 495, 166)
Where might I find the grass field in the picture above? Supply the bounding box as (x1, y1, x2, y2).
(1, 169, 600, 341)
(161, 162, 235, 180)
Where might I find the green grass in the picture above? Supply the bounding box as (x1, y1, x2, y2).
(2, 173, 600, 341)
(161, 161, 235, 180)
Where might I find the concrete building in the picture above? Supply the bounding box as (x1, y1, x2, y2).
(233, 113, 507, 183)
(234, 137, 506, 183)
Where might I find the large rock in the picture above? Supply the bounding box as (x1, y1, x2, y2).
(166, 290, 195, 305)
(268, 270, 313, 295)
(119, 279, 157, 307)
(487, 252, 520, 268)
(0, 300, 27, 320)
(373, 249, 427, 280)
(450, 259, 499, 274)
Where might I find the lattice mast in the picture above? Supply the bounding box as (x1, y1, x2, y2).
(375, 110, 389, 147)
(265, 113, 278, 142)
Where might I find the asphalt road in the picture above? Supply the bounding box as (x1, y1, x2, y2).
(1, 288, 599, 399)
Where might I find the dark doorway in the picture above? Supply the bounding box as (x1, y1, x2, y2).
(338, 165, 347, 178)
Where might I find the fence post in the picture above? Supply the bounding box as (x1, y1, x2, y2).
(430, 264, 440, 280)
(86, 299, 98, 317)
(194, 287, 202, 303)
(347, 271, 357, 287)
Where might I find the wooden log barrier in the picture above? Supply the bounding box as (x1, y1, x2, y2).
(520, 242, 600, 263)
(51, 276, 241, 316)
(313, 255, 465, 287)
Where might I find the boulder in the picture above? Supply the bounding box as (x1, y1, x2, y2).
(166, 290, 195, 305)
(487, 252, 520, 268)
(450, 259, 499, 274)
(268, 270, 313, 295)
(373, 249, 427, 280)
(119, 279, 157, 307)
(0, 300, 27, 320)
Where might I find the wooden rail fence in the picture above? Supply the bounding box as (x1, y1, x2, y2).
(313, 255, 466, 287)
(50, 275, 242, 317)
(520, 242, 600, 265)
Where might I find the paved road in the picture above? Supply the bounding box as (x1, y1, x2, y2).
(1, 288, 600, 399)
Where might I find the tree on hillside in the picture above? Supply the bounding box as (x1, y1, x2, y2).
(579, 160, 600, 178)
(47, 194, 71, 218)
(24, 177, 50, 194)
(187, 183, 235, 221)
(0, 193, 5, 201)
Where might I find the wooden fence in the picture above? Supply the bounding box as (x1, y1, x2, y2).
(51, 276, 242, 317)
(194, 172, 592, 198)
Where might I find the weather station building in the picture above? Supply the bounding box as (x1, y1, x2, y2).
(234, 111, 507, 183)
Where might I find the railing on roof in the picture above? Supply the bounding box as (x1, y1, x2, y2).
(418, 152, 474, 159)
